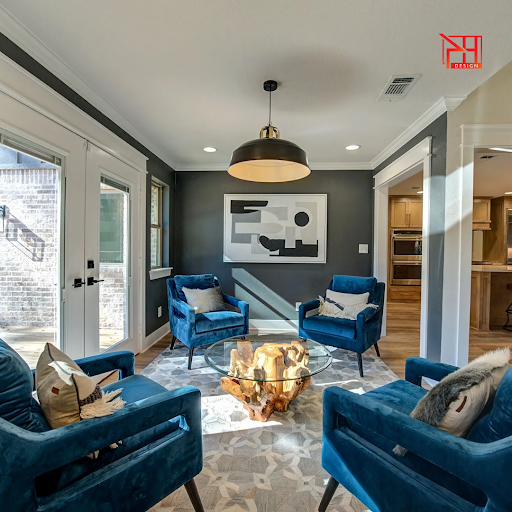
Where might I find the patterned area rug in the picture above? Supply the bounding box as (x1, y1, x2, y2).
(143, 340, 397, 512)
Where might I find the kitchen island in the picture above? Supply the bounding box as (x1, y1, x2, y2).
(471, 265, 512, 330)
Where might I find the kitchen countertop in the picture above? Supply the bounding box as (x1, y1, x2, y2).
(471, 265, 512, 273)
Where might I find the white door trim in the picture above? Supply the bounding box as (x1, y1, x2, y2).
(442, 124, 512, 366)
(373, 137, 431, 356)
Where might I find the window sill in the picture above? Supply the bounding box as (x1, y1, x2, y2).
(149, 267, 173, 281)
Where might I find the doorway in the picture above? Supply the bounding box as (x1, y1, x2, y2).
(373, 137, 431, 358)
(0, 90, 144, 365)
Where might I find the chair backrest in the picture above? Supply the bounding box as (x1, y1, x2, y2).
(468, 364, 512, 443)
(172, 274, 219, 302)
(0, 339, 49, 432)
(328, 275, 378, 303)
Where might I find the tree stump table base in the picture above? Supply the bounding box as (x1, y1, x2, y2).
(220, 340, 312, 422)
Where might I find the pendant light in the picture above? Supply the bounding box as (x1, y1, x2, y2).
(228, 80, 310, 182)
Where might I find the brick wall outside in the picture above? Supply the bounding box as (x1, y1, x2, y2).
(0, 168, 127, 332)
(0, 168, 59, 328)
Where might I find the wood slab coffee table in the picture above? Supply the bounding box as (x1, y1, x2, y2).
(204, 334, 332, 422)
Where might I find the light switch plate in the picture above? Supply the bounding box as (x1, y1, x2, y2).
(157, 306, 162, 318)
(295, 302, 302, 311)
(359, 244, 369, 254)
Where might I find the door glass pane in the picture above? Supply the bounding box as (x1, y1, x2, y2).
(99, 179, 129, 351)
(0, 142, 61, 367)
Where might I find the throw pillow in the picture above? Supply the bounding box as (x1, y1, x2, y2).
(318, 296, 377, 320)
(394, 347, 510, 456)
(326, 289, 369, 306)
(36, 343, 125, 430)
(182, 286, 227, 314)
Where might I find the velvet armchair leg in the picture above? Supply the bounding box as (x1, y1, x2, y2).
(184, 479, 205, 512)
(357, 354, 364, 378)
(188, 347, 195, 370)
(170, 335, 177, 350)
(318, 476, 339, 512)
(374, 342, 380, 357)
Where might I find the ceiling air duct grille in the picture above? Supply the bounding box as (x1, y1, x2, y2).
(377, 75, 421, 101)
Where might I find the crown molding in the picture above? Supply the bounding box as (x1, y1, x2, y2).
(175, 161, 373, 172)
(370, 95, 466, 170)
(0, 5, 178, 170)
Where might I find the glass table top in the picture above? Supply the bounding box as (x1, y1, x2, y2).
(204, 333, 332, 382)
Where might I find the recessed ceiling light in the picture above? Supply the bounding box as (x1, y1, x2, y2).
(203, 147, 217, 153)
(345, 145, 361, 151)
(490, 147, 512, 153)
(417, 191, 423, 194)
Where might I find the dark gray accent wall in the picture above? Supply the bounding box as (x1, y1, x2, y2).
(373, 113, 447, 361)
(175, 170, 374, 321)
(0, 32, 175, 337)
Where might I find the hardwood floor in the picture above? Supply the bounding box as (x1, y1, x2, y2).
(382, 301, 512, 378)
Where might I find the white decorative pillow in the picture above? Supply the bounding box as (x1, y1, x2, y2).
(439, 355, 508, 436)
(318, 296, 377, 320)
(326, 289, 369, 306)
(182, 286, 227, 314)
(394, 348, 510, 456)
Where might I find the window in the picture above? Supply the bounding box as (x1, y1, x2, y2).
(150, 181, 163, 268)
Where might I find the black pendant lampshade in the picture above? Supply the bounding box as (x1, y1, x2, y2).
(228, 80, 310, 182)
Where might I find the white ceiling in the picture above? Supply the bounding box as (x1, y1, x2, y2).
(389, 150, 512, 196)
(1, 1, 512, 171)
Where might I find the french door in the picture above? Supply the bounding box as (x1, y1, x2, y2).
(0, 89, 143, 365)
(84, 143, 142, 356)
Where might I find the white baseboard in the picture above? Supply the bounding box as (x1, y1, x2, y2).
(249, 319, 298, 332)
(142, 321, 170, 352)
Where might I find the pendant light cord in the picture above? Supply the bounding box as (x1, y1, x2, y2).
(268, 88, 272, 126)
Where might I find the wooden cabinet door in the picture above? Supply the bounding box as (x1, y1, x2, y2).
(390, 198, 408, 228)
(408, 199, 423, 228)
(473, 197, 491, 230)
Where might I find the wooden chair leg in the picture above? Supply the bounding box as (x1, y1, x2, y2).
(169, 335, 177, 350)
(357, 353, 364, 378)
(318, 476, 339, 512)
(188, 347, 195, 370)
(184, 479, 204, 512)
(374, 341, 381, 358)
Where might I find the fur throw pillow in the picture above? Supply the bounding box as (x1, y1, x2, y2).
(394, 348, 510, 456)
(182, 286, 227, 314)
(318, 296, 378, 320)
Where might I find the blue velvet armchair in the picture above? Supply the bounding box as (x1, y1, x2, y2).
(299, 275, 385, 377)
(167, 274, 249, 369)
(0, 339, 204, 512)
(319, 357, 512, 512)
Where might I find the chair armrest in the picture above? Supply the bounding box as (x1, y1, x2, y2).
(173, 298, 195, 321)
(322, 386, 501, 487)
(356, 305, 380, 325)
(223, 293, 248, 313)
(15, 386, 201, 476)
(404, 357, 459, 386)
(74, 351, 135, 379)
(299, 299, 320, 323)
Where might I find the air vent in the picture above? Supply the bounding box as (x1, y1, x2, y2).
(480, 155, 497, 160)
(377, 75, 421, 102)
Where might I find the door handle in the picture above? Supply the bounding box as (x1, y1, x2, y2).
(87, 277, 105, 286)
(72, 278, 86, 288)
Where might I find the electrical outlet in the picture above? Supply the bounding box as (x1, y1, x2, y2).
(359, 244, 369, 254)
(295, 302, 302, 311)
(157, 306, 162, 318)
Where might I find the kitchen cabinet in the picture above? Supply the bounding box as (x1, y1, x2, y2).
(473, 197, 492, 230)
(390, 196, 422, 228)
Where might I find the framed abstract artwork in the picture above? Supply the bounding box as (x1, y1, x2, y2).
(223, 194, 327, 263)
